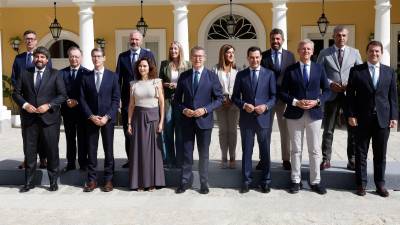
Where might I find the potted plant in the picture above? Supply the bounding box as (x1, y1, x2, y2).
(2, 74, 20, 127)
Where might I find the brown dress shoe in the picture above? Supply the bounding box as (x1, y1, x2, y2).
(102, 181, 113, 192)
(320, 160, 331, 170)
(376, 187, 389, 197)
(282, 161, 291, 170)
(39, 159, 47, 169)
(356, 186, 366, 196)
(83, 181, 97, 192)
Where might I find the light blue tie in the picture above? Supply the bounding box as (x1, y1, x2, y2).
(303, 64, 309, 86)
(371, 65, 378, 89)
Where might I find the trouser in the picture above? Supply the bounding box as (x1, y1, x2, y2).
(267, 100, 290, 161)
(215, 104, 239, 162)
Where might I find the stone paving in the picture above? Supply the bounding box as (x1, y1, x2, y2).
(0, 127, 400, 224)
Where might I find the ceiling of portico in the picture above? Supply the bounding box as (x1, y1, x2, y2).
(0, 0, 372, 8)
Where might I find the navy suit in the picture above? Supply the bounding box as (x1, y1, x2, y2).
(12, 66, 66, 186)
(347, 63, 398, 188)
(116, 48, 156, 158)
(173, 68, 223, 186)
(232, 67, 276, 186)
(60, 66, 90, 169)
(79, 69, 121, 182)
(281, 62, 330, 120)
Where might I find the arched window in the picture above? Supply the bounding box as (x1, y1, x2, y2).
(208, 15, 257, 40)
(48, 39, 79, 58)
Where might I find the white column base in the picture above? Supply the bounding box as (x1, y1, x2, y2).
(0, 105, 12, 133)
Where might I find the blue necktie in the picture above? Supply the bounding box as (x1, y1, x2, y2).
(35, 71, 42, 92)
(274, 51, 280, 72)
(27, 52, 33, 68)
(193, 71, 199, 93)
(371, 65, 378, 89)
(303, 64, 309, 86)
(251, 70, 258, 91)
(70, 69, 77, 83)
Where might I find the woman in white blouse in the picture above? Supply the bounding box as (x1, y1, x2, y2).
(127, 57, 165, 191)
(213, 44, 240, 169)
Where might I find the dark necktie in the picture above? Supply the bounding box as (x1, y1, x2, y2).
(338, 49, 343, 68)
(193, 70, 199, 93)
(274, 51, 280, 72)
(70, 69, 77, 83)
(251, 70, 258, 91)
(303, 64, 309, 86)
(35, 71, 42, 92)
(27, 52, 33, 68)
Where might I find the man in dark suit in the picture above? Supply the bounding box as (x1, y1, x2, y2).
(12, 46, 67, 192)
(318, 26, 363, 171)
(80, 48, 120, 193)
(281, 39, 330, 195)
(261, 28, 296, 171)
(60, 47, 89, 171)
(232, 46, 276, 193)
(174, 46, 223, 194)
(116, 30, 156, 168)
(11, 30, 53, 169)
(347, 41, 398, 197)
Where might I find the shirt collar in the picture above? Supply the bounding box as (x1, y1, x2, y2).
(299, 61, 311, 67)
(94, 67, 105, 74)
(131, 48, 141, 55)
(70, 66, 80, 71)
(367, 61, 380, 68)
(249, 66, 261, 71)
(193, 66, 204, 75)
(334, 45, 347, 52)
(270, 48, 282, 54)
(35, 67, 45, 73)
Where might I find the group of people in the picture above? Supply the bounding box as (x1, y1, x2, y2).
(10, 25, 398, 197)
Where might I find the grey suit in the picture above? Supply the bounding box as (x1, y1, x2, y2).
(317, 45, 362, 163)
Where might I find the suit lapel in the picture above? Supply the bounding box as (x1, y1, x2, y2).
(329, 47, 340, 72)
(255, 68, 264, 96)
(38, 68, 51, 94)
(294, 63, 306, 89)
(194, 69, 207, 96)
(376, 65, 386, 90)
(265, 50, 274, 69)
(341, 47, 350, 70)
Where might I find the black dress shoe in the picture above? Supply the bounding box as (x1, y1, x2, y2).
(282, 161, 291, 170)
(260, 184, 270, 193)
(121, 162, 129, 168)
(310, 184, 327, 195)
(255, 161, 264, 170)
(240, 184, 249, 194)
(48, 184, 58, 192)
(376, 187, 389, 197)
(199, 184, 209, 194)
(20, 184, 35, 193)
(176, 186, 187, 194)
(39, 159, 47, 169)
(356, 186, 366, 196)
(63, 165, 76, 172)
(289, 182, 300, 194)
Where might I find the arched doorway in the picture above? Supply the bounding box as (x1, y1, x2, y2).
(198, 5, 266, 69)
(38, 30, 80, 69)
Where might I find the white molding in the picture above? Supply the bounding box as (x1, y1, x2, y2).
(390, 24, 400, 69)
(37, 30, 80, 49)
(301, 25, 356, 48)
(198, 4, 266, 51)
(115, 29, 166, 66)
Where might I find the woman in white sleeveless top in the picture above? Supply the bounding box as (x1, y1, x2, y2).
(212, 44, 240, 169)
(127, 57, 165, 191)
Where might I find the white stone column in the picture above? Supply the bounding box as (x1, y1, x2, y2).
(271, 0, 288, 49)
(73, 0, 95, 70)
(374, 0, 391, 65)
(0, 31, 12, 133)
(170, 0, 190, 61)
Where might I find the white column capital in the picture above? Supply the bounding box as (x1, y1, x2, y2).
(169, 0, 190, 8)
(271, 0, 288, 10)
(73, 0, 94, 15)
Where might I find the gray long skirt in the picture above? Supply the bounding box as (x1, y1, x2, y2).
(129, 106, 165, 189)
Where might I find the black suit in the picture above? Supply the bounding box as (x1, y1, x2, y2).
(261, 49, 296, 162)
(12, 67, 67, 185)
(116, 48, 156, 158)
(60, 66, 90, 169)
(347, 62, 398, 188)
(80, 69, 120, 182)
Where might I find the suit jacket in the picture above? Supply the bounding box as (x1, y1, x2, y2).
(281, 62, 330, 120)
(11, 51, 53, 87)
(12, 67, 66, 127)
(347, 63, 398, 128)
(261, 49, 296, 89)
(116, 48, 156, 110)
(173, 68, 223, 129)
(317, 45, 362, 101)
(59, 66, 90, 119)
(79, 69, 121, 124)
(159, 60, 191, 100)
(232, 67, 277, 129)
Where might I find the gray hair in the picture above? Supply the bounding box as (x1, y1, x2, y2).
(333, 25, 349, 36)
(190, 46, 206, 57)
(297, 39, 314, 50)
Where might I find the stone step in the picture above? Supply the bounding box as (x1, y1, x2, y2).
(1, 159, 399, 190)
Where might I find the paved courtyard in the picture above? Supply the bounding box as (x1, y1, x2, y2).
(0, 127, 400, 224)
